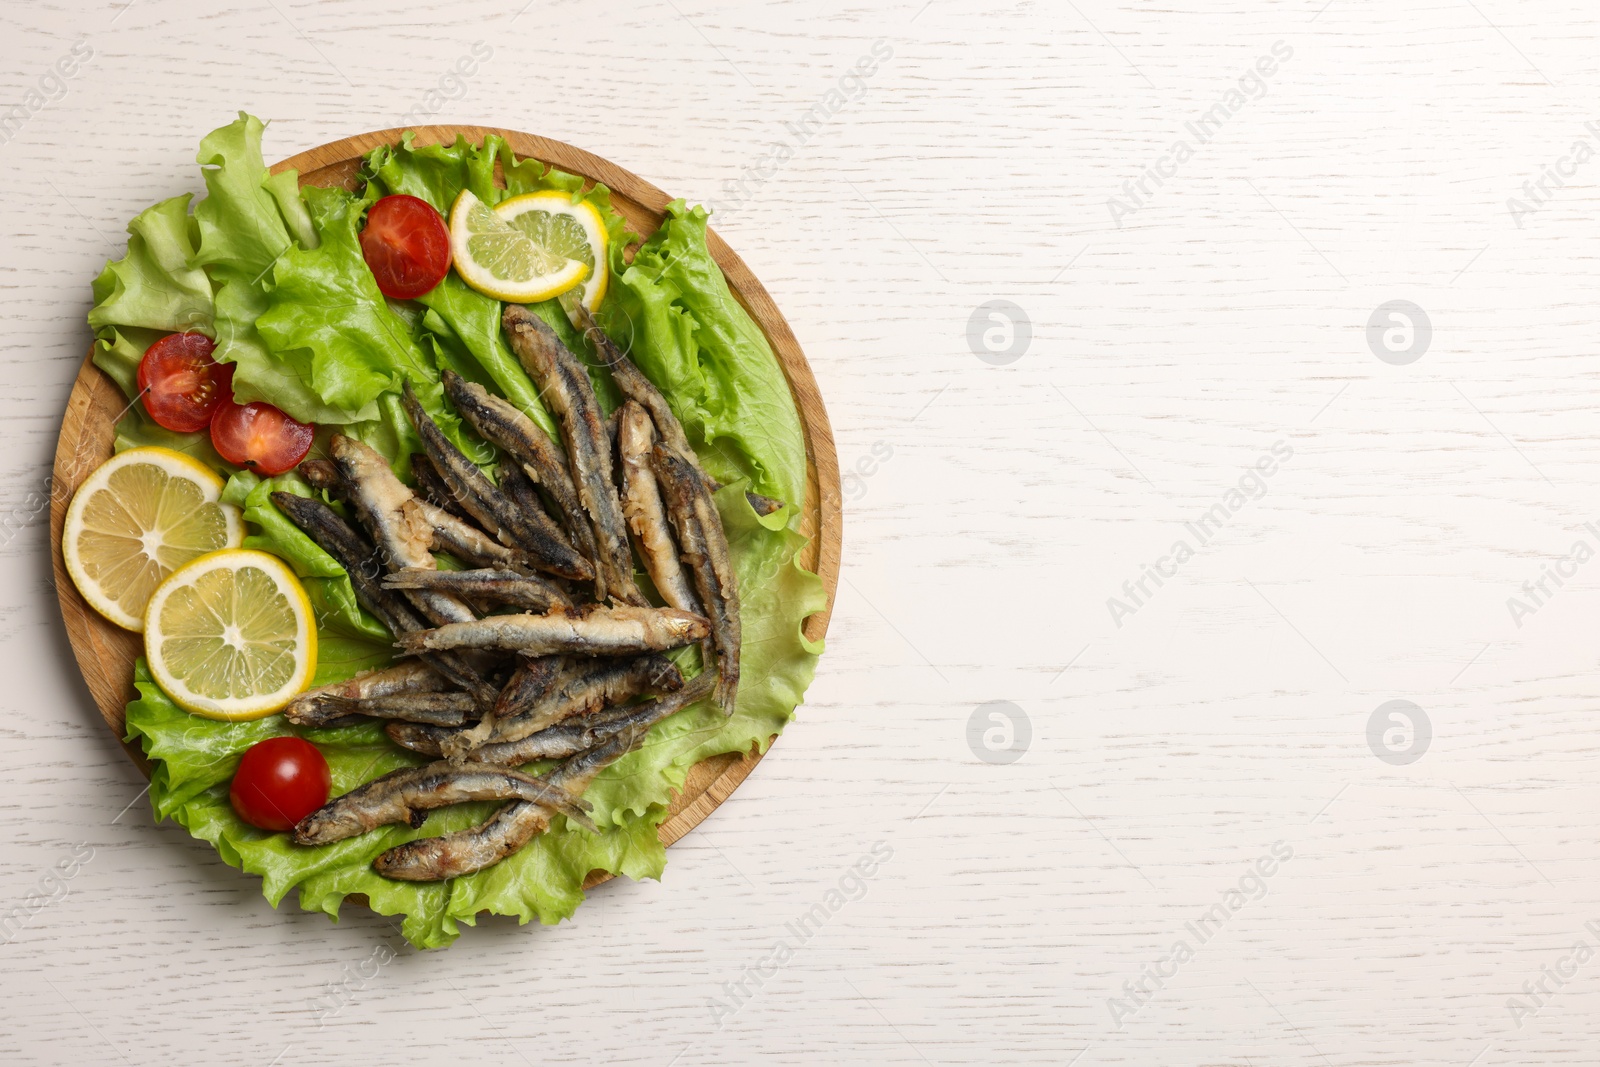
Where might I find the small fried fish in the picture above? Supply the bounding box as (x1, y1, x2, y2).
(651, 445, 741, 715)
(502, 304, 643, 604)
(395, 604, 709, 657)
(371, 725, 656, 880)
(294, 761, 595, 845)
(383, 567, 569, 612)
(441, 368, 598, 565)
(400, 382, 592, 582)
(616, 401, 701, 613)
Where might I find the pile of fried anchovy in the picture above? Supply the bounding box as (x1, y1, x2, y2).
(271, 304, 778, 881)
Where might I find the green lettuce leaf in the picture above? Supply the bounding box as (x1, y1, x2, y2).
(88, 195, 213, 393)
(603, 201, 806, 508)
(256, 184, 436, 414)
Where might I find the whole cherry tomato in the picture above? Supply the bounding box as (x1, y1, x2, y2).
(229, 736, 330, 833)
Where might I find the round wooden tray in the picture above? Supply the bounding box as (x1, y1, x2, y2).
(48, 126, 841, 888)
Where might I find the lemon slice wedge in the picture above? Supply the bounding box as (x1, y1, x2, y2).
(62, 446, 243, 631)
(143, 548, 317, 720)
(448, 188, 588, 303)
(494, 191, 610, 311)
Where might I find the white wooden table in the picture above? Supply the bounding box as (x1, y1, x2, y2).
(4, 0, 1600, 1063)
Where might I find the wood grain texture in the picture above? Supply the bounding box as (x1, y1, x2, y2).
(46, 127, 839, 881)
(14, 1, 1600, 1065)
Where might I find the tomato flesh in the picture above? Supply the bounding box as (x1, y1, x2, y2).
(229, 736, 330, 833)
(360, 194, 450, 299)
(137, 332, 232, 433)
(210, 397, 315, 475)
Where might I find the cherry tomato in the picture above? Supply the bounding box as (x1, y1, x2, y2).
(229, 736, 330, 833)
(359, 194, 450, 299)
(137, 332, 233, 433)
(210, 397, 315, 475)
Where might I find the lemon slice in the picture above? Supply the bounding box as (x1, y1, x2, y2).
(62, 446, 243, 631)
(144, 548, 317, 720)
(448, 188, 588, 302)
(494, 191, 609, 311)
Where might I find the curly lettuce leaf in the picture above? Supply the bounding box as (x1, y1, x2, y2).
(193, 112, 294, 280)
(88, 195, 213, 394)
(256, 184, 436, 414)
(603, 201, 806, 508)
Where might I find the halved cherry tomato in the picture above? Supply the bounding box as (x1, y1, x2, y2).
(229, 736, 330, 833)
(210, 397, 315, 475)
(360, 194, 450, 299)
(137, 332, 233, 433)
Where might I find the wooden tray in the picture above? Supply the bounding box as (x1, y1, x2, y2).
(48, 125, 841, 891)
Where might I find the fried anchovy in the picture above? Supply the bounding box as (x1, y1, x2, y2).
(270, 490, 428, 635)
(289, 691, 478, 730)
(284, 661, 444, 727)
(410, 452, 474, 523)
(617, 401, 701, 613)
(299, 458, 344, 497)
(485, 654, 682, 745)
(294, 761, 596, 846)
(387, 668, 714, 766)
(270, 491, 495, 705)
(503, 304, 643, 604)
(400, 382, 592, 582)
(382, 567, 569, 612)
(742, 490, 786, 517)
(372, 730, 640, 881)
(651, 445, 741, 716)
(498, 460, 574, 568)
(401, 497, 521, 572)
(573, 304, 785, 518)
(395, 604, 709, 656)
(435, 655, 570, 762)
(441, 369, 597, 561)
(491, 654, 571, 721)
(329, 434, 475, 626)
